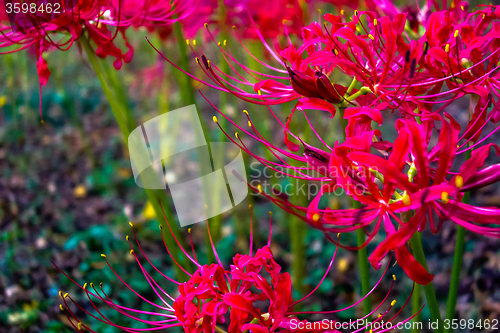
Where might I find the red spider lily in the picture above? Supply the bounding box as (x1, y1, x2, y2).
(201, 86, 500, 284)
(55, 205, 419, 333)
(0, 0, 197, 121)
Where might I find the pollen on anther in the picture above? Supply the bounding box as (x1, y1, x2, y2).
(235, 132, 239, 138)
(193, 40, 196, 46)
(59, 291, 63, 298)
(391, 300, 397, 306)
(188, 228, 191, 233)
(454, 30, 459, 38)
(195, 57, 200, 63)
(213, 116, 218, 123)
(204, 23, 208, 28)
(78, 322, 82, 330)
(129, 221, 133, 227)
(455, 175, 464, 188)
(392, 274, 396, 281)
(186, 39, 189, 45)
(334, 49, 339, 55)
(90, 282, 94, 288)
(130, 249, 135, 255)
(83, 283, 87, 290)
(257, 185, 263, 193)
(126, 235, 129, 241)
(64, 292, 69, 298)
(368, 34, 374, 40)
(223, 40, 227, 46)
(374, 18, 377, 26)
(59, 304, 64, 311)
(248, 121, 252, 127)
(312, 214, 320, 222)
(402, 194, 411, 206)
(445, 44, 450, 53)
(441, 191, 450, 204)
(101, 254, 106, 258)
(243, 110, 249, 114)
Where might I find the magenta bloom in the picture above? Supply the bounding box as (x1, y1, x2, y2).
(56, 211, 418, 332)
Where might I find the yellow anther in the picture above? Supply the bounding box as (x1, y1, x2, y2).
(249, 204, 253, 208)
(257, 90, 262, 96)
(192, 40, 196, 46)
(235, 132, 239, 138)
(312, 214, 320, 222)
(64, 293, 69, 298)
(90, 282, 94, 288)
(257, 185, 263, 193)
(224, 40, 227, 46)
(454, 30, 459, 38)
(186, 39, 190, 45)
(337, 233, 341, 238)
(356, 26, 361, 32)
(101, 254, 106, 258)
(269, 211, 273, 216)
(455, 175, 464, 188)
(195, 57, 200, 63)
(378, 314, 382, 318)
(100, 282, 103, 288)
(368, 34, 374, 40)
(441, 192, 450, 204)
(126, 235, 129, 241)
(204, 23, 208, 28)
(391, 300, 397, 306)
(248, 121, 252, 127)
(369, 330, 373, 333)
(60, 304, 64, 311)
(213, 116, 218, 123)
(402, 194, 411, 206)
(218, 42, 221, 46)
(282, 19, 287, 24)
(334, 49, 339, 55)
(78, 322, 82, 330)
(392, 274, 396, 281)
(188, 228, 191, 233)
(340, 9, 344, 15)
(83, 283, 87, 290)
(207, 59, 211, 68)
(130, 249, 135, 255)
(461, 5, 465, 11)
(374, 18, 377, 26)
(59, 291, 63, 298)
(483, 14, 486, 19)
(445, 44, 450, 53)
(159, 224, 163, 230)
(354, 10, 358, 17)
(129, 222, 133, 227)
(232, 25, 236, 30)
(243, 110, 249, 114)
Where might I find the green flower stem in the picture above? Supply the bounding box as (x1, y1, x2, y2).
(412, 283, 422, 333)
(81, 34, 190, 280)
(445, 148, 471, 332)
(339, 106, 372, 315)
(410, 232, 443, 333)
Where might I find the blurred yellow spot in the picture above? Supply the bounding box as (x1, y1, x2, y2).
(0, 96, 6, 107)
(223, 40, 227, 46)
(455, 175, 464, 188)
(101, 254, 106, 258)
(391, 300, 397, 306)
(59, 304, 64, 311)
(248, 121, 252, 127)
(126, 235, 129, 241)
(188, 228, 191, 233)
(78, 322, 82, 330)
(130, 249, 134, 254)
(337, 258, 349, 273)
(143, 201, 156, 220)
(392, 274, 396, 280)
(192, 40, 196, 46)
(374, 19, 377, 26)
(402, 194, 411, 206)
(129, 221, 134, 227)
(312, 214, 320, 222)
(441, 192, 450, 204)
(340, 9, 344, 15)
(445, 44, 450, 53)
(73, 185, 86, 198)
(368, 34, 374, 40)
(186, 39, 190, 45)
(213, 116, 218, 123)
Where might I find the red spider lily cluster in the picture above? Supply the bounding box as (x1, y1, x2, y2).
(159, 1, 500, 285)
(56, 208, 418, 333)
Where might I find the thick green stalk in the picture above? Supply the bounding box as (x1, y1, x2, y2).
(355, 203, 372, 316)
(410, 232, 443, 333)
(339, 106, 372, 315)
(445, 149, 471, 332)
(412, 283, 422, 333)
(81, 35, 190, 279)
